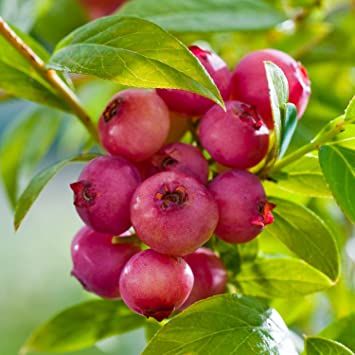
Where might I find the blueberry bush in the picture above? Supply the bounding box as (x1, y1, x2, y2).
(0, 0, 354, 354)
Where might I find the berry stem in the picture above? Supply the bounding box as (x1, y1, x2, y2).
(0, 17, 99, 143)
(270, 115, 346, 173)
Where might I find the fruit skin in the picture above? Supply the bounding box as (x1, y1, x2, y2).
(230, 49, 311, 128)
(209, 170, 275, 243)
(80, 0, 126, 19)
(199, 101, 269, 169)
(150, 142, 209, 184)
(70, 156, 141, 235)
(131, 171, 219, 256)
(181, 248, 227, 309)
(119, 249, 194, 321)
(98, 89, 170, 162)
(71, 226, 140, 299)
(157, 45, 231, 117)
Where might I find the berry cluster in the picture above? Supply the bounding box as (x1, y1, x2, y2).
(70, 46, 310, 320)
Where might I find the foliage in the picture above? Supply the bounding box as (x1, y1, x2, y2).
(0, 0, 354, 354)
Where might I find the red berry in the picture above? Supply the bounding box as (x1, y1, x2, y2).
(119, 249, 194, 321)
(157, 45, 231, 117)
(150, 143, 209, 184)
(98, 89, 170, 162)
(70, 156, 141, 235)
(230, 49, 311, 128)
(199, 101, 269, 169)
(181, 248, 227, 309)
(79, 0, 126, 19)
(131, 171, 219, 256)
(209, 170, 275, 243)
(71, 226, 140, 299)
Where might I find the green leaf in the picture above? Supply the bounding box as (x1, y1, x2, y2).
(237, 239, 259, 263)
(305, 337, 354, 355)
(236, 257, 334, 298)
(270, 154, 331, 198)
(145, 320, 162, 342)
(264, 61, 289, 159)
(344, 95, 355, 122)
(32, 0, 88, 46)
(320, 313, 355, 352)
(212, 238, 241, 274)
(21, 300, 146, 354)
(118, 0, 286, 33)
(0, 107, 61, 208)
(262, 197, 339, 281)
(49, 16, 223, 108)
(0, 25, 67, 109)
(280, 103, 297, 158)
(143, 295, 297, 355)
(14, 153, 99, 230)
(319, 145, 355, 223)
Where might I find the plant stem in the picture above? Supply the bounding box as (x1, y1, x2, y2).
(270, 115, 346, 173)
(0, 17, 99, 142)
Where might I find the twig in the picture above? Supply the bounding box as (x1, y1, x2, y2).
(0, 17, 99, 142)
(270, 115, 346, 173)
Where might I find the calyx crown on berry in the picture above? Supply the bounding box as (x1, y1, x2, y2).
(155, 184, 188, 210)
(252, 201, 276, 227)
(232, 102, 264, 130)
(70, 180, 96, 207)
(102, 97, 123, 122)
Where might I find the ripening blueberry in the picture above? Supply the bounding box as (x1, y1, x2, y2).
(157, 45, 231, 117)
(80, 0, 126, 19)
(119, 249, 194, 321)
(209, 170, 275, 243)
(71, 226, 140, 299)
(150, 143, 209, 184)
(70, 156, 141, 235)
(230, 49, 311, 128)
(131, 171, 219, 256)
(180, 248, 227, 309)
(199, 101, 269, 169)
(98, 89, 170, 162)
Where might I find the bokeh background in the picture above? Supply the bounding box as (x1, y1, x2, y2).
(0, 100, 145, 355)
(0, 0, 354, 354)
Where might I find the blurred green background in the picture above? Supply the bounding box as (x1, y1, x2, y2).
(0, 0, 354, 354)
(0, 102, 145, 355)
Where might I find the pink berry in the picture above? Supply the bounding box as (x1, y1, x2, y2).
(70, 156, 141, 235)
(131, 171, 219, 256)
(157, 45, 231, 117)
(98, 89, 170, 162)
(71, 226, 140, 299)
(230, 49, 311, 128)
(119, 249, 194, 321)
(80, 0, 126, 19)
(209, 170, 275, 243)
(181, 248, 227, 309)
(199, 101, 269, 169)
(150, 143, 209, 184)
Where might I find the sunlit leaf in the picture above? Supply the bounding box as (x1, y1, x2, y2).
(21, 300, 145, 354)
(305, 337, 353, 355)
(49, 16, 223, 107)
(319, 145, 355, 222)
(262, 197, 339, 281)
(143, 295, 297, 355)
(118, 0, 286, 33)
(237, 257, 334, 298)
(14, 153, 99, 230)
